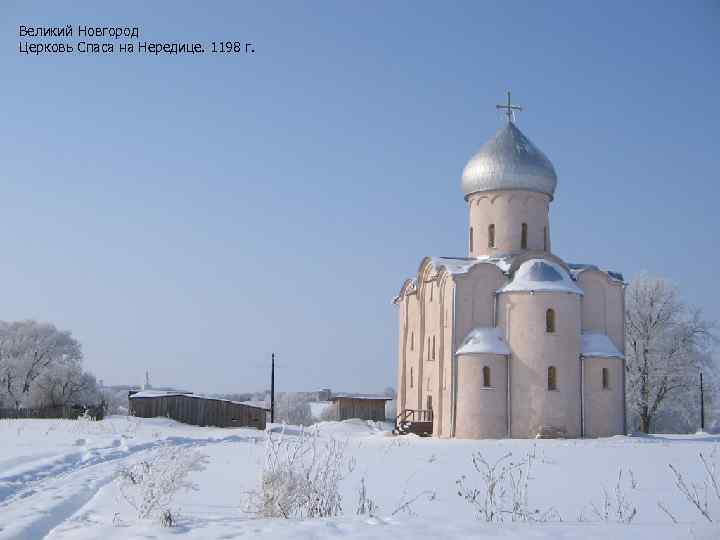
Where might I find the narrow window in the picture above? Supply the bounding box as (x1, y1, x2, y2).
(410, 331, 414, 351)
(548, 366, 557, 391)
(602, 367, 609, 390)
(427, 337, 431, 360)
(482, 366, 491, 387)
(432, 335, 436, 360)
(469, 227, 474, 252)
(430, 283, 433, 302)
(426, 394, 433, 411)
(488, 224, 495, 248)
(543, 227, 548, 251)
(521, 223, 528, 249)
(410, 367, 414, 388)
(546, 308, 556, 333)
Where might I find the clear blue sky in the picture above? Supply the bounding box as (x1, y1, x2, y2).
(2, 1, 718, 394)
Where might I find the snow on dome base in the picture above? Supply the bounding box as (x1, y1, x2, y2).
(499, 259, 583, 295)
(456, 327, 510, 356)
(461, 122, 557, 199)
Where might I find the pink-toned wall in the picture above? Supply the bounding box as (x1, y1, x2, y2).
(577, 270, 625, 437)
(467, 190, 551, 257)
(583, 357, 624, 437)
(453, 264, 508, 348)
(436, 276, 454, 437)
(455, 353, 508, 438)
(422, 275, 441, 432)
(396, 256, 624, 440)
(397, 261, 449, 436)
(578, 271, 624, 352)
(398, 288, 421, 414)
(499, 291, 582, 438)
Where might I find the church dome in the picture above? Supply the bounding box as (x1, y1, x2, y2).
(499, 259, 583, 295)
(461, 122, 557, 199)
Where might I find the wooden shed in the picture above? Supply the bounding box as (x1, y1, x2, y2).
(128, 391, 267, 430)
(330, 394, 392, 421)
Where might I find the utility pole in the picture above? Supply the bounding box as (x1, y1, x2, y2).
(700, 370, 705, 432)
(270, 353, 275, 423)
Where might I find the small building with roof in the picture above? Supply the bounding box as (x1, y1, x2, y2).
(393, 94, 625, 439)
(128, 390, 268, 430)
(328, 393, 393, 422)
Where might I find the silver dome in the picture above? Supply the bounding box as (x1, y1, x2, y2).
(461, 122, 557, 199)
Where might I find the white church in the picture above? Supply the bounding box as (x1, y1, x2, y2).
(394, 95, 626, 439)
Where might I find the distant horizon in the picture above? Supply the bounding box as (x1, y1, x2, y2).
(3, 1, 718, 395)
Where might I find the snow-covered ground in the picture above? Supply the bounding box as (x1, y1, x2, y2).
(1, 416, 718, 539)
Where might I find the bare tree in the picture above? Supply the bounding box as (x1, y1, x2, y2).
(625, 275, 715, 433)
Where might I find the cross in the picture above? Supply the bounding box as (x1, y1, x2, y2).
(496, 90, 523, 123)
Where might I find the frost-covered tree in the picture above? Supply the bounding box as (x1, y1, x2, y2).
(275, 393, 314, 426)
(0, 320, 86, 408)
(625, 275, 716, 433)
(31, 364, 101, 407)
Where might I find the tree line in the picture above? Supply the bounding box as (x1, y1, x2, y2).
(0, 320, 101, 409)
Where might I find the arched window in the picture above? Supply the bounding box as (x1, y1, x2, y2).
(547, 366, 557, 390)
(410, 367, 414, 388)
(410, 331, 414, 351)
(432, 335, 436, 360)
(482, 366, 491, 387)
(469, 227, 474, 252)
(521, 223, 528, 249)
(602, 367, 609, 390)
(546, 308, 556, 333)
(488, 224, 495, 248)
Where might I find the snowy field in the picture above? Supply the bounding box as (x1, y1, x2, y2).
(1, 416, 719, 539)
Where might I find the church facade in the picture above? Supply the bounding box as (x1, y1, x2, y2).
(394, 102, 626, 439)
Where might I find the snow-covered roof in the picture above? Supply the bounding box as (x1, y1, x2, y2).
(330, 393, 393, 401)
(130, 390, 191, 398)
(240, 400, 270, 409)
(394, 255, 513, 304)
(498, 259, 583, 295)
(430, 254, 513, 275)
(129, 390, 270, 410)
(456, 326, 511, 356)
(568, 263, 625, 283)
(581, 332, 624, 359)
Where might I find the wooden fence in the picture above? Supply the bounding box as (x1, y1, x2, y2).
(128, 393, 267, 430)
(0, 404, 106, 421)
